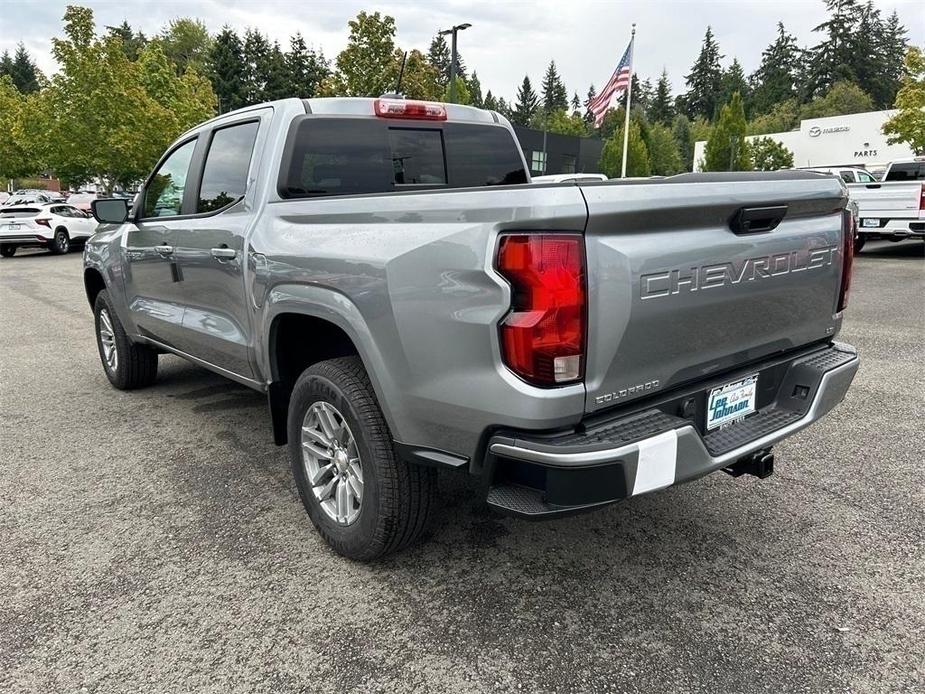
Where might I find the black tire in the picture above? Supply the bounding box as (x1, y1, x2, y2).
(49, 228, 70, 255)
(0, 245, 15, 258)
(93, 290, 158, 390)
(287, 356, 435, 561)
(854, 235, 866, 254)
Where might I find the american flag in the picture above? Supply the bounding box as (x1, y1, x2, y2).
(586, 41, 633, 127)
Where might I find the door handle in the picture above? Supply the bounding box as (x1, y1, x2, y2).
(211, 247, 237, 260)
(155, 245, 174, 256)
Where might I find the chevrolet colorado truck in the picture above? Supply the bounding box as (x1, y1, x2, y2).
(84, 97, 860, 560)
(847, 156, 925, 251)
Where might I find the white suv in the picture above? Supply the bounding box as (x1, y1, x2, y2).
(0, 202, 98, 257)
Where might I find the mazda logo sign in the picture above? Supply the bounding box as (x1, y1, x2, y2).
(809, 126, 821, 137)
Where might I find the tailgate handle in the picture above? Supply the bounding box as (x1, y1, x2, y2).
(730, 205, 788, 234)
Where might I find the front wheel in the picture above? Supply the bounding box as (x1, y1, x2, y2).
(94, 290, 159, 389)
(0, 245, 15, 258)
(49, 229, 70, 255)
(288, 357, 435, 561)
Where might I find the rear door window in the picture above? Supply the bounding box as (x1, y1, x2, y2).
(885, 163, 925, 181)
(197, 121, 260, 213)
(281, 118, 526, 198)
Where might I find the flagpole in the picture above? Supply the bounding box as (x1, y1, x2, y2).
(620, 24, 636, 178)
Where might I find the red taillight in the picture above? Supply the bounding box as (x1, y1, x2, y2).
(35, 218, 51, 228)
(919, 183, 925, 211)
(374, 98, 447, 120)
(838, 208, 855, 313)
(496, 234, 586, 386)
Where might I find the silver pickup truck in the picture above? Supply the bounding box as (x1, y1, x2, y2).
(84, 97, 859, 560)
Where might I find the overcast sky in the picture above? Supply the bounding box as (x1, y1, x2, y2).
(2, 0, 922, 102)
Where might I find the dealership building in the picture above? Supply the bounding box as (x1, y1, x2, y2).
(693, 109, 914, 172)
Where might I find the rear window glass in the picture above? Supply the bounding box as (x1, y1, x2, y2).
(281, 118, 527, 198)
(885, 163, 925, 181)
(1, 207, 40, 215)
(198, 121, 260, 212)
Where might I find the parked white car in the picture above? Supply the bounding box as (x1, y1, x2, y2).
(804, 166, 877, 184)
(67, 191, 99, 212)
(0, 202, 98, 257)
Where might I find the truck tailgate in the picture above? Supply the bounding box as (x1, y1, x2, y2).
(579, 174, 847, 414)
(848, 181, 922, 219)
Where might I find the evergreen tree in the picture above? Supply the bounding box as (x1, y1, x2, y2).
(646, 122, 684, 176)
(209, 27, 247, 113)
(803, 0, 865, 99)
(672, 114, 694, 171)
(570, 91, 581, 114)
(495, 97, 512, 119)
(286, 33, 327, 98)
(106, 21, 147, 61)
(483, 89, 498, 111)
(876, 10, 908, 108)
(512, 75, 539, 126)
(649, 69, 674, 124)
(9, 43, 40, 93)
(468, 71, 483, 108)
(242, 29, 272, 104)
(263, 41, 290, 101)
(427, 33, 466, 88)
(719, 59, 749, 116)
(541, 60, 568, 112)
(682, 26, 724, 120)
(0, 51, 13, 79)
(633, 76, 654, 113)
(584, 84, 597, 126)
(703, 91, 751, 171)
(750, 22, 800, 116)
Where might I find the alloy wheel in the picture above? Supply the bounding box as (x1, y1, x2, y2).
(98, 308, 118, 372)
(301, 401, 364, 525)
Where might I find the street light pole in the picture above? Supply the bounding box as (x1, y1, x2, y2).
(439, 23, 471, 103)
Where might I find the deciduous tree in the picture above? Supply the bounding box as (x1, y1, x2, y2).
(332, 12, 397, 97)
(600, 120, 650, 177)
(883, 47, 925, 154)
(750, 137, 794, 170)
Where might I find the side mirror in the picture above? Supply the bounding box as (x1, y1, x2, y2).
(91, 198, 130, 224)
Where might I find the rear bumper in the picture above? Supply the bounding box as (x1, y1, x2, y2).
(858, 218, 925, 237)
(485, 342, 859, 517)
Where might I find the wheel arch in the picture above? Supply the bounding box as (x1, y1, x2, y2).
(84, 267, 106, 308)
(266, 311, 368, 446)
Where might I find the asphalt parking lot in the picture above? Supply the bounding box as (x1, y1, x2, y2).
(0, 240, 923, 693)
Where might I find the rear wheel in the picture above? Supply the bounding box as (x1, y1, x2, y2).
(49, 229, 70, 255)
(93, 290, 158, 389)
(288, 356, 435, 561)
(0, 245, 15, 258)
(854, 235, 866, 254)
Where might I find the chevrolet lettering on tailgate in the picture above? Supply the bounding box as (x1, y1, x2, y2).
(640, 245, 838, 300)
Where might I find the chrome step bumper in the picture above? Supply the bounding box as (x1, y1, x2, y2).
(486, 342, 859, 518)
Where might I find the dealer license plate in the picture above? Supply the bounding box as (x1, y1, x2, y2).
(706, 375, 758, 431)
(6, 223, 21, 231)
(861, 218, 879, 228)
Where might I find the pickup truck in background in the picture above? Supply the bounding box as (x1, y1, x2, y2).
(846, 157, 925, 252)
(84, 97, 859, 560)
